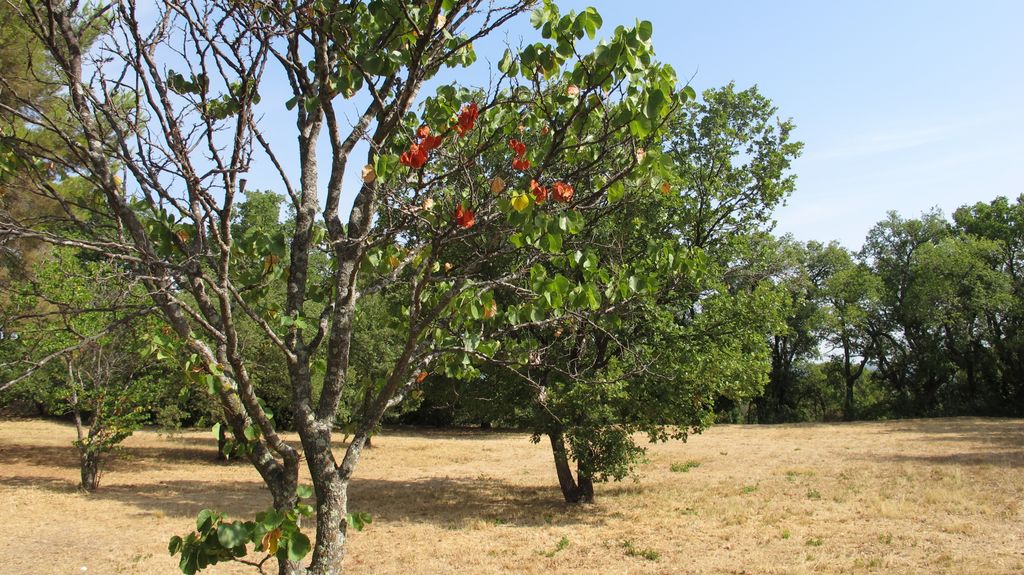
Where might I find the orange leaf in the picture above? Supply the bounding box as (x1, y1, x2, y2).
(361, 164, 377, 183)
(454, 203, 475, 228)
(552, 181, 574, 203)
(455, 102, 479, 135)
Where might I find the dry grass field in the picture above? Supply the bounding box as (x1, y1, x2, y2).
(1, 418, 1022, 575)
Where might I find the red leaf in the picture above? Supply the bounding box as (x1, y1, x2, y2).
(552, 181, 574, 203)
(454, 203, 475, 228)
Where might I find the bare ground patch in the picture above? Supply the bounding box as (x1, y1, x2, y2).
(1, 418, 1022, 574)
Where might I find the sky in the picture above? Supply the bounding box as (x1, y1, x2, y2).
(486, 0, 1024, 247)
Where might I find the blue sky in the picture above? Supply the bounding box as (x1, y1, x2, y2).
(497, 1, 1024, 247)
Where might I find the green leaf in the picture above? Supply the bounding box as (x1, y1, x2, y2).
(543, 232, 563, 253)
(168, 535, 183, 556)
(629, 116, 653, 138)
(608, 180, 625, 203)
(296, 485, 313, 499)
(646, 88, 666, 120)
(346, 511, 373, 532)
(498, 49, 518, 76)
(637, 20, 653, 41)
(286, 532, 311, 561)
(216, 521, 249, 549)
(196, 509, 217, 533)
(255, 509, 281, 530)
(530, 8, 546, 29)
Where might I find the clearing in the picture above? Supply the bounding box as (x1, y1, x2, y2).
(0, 418, 1021, 574)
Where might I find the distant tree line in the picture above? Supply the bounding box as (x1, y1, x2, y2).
(744, 197, 1023, 422)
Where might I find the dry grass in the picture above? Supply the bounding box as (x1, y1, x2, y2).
(1, 417, 1022, 574)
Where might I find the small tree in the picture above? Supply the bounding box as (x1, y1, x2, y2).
(5, 248, 161, 490)
(435, 84, 799, 502)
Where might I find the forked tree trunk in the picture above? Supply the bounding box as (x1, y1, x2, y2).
(548, 431, 594, 504)
(301, 428, 374, 575)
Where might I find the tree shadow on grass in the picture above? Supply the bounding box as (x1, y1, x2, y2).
(0, 468, 606, 530)
(0, 446, 602, 527)
(0, 475, 271, 518)
(374, 425, 529, 442)
(872, 417, 1024, 467)
(348, 476, 610, 529)
(0, 441, 236, 471)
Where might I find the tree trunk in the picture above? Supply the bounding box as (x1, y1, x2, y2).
(300, 423, 361, 575)
(80, 450, 101, 491)
(548, 431, 590, 503)
(215, 421, 229, 461)
(576, 470, 594, 503)
(843, 378, 856, 421)
(266, 479, 303, 575)
(306, 476, 349, 575)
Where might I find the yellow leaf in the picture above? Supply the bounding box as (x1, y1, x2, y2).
(262, 528, 282, 554)
(263, 254, 280, 273)
(388, 254, 400, 268)
(511, 193, 530, 212)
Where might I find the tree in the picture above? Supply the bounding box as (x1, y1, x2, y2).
(750, 236, 825, 422)
(953, 195, 1024, 414)
(5, 247, 163, 490)
(1, 1, 692, 572)
(665, 83, 801, 250)
(430, 84, 797, 502)
(815, 244, 879, 420)
(861, 210, 951, 415)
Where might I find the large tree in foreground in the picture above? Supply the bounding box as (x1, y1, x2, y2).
(0, 1, 690, 573)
